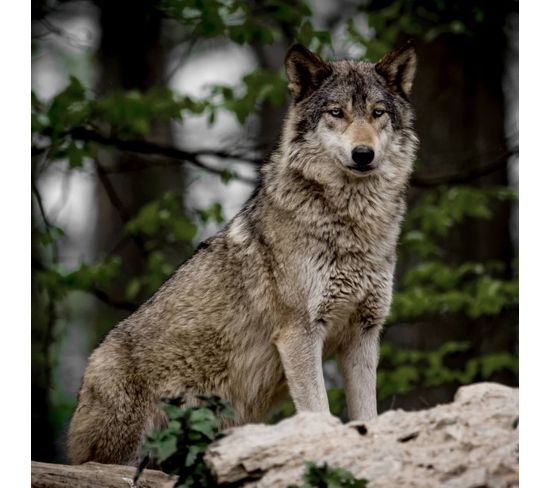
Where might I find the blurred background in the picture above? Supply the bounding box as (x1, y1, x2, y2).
(31, 0, 519, 462)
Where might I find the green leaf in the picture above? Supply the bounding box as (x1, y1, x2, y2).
(127, 200, 161, 236)
(172, 218, 198, 241)
(126, 278, 142, 300)
(295, 461, 369, 488)
(47, 76, 90, 138)
(67, 141, 85, 168)
(185, 445, 202, 467)
(190, 420, 215, 440)
(155, 436, 178, 463)
(135, 396, 233, 487)
(197, 202, 224, 224)
(221, 168, 237, 184)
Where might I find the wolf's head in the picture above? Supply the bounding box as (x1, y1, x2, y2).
(281, 42, 418, 186)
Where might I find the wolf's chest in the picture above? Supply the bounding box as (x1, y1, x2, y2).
(302, 250, 387, 328)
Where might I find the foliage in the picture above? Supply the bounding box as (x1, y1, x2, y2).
(293, 341, 518, 420)
(377, 342, 518, 401)
(135, 395, 233, 488)
(31, 0, 332, 150)
(160, 0, 330, 51)
(390, 185, 518, 324)
(289, 461, 368, 488)
(209, 69, 288, 124)
(347, 0, 512, 60)
(33, 77, 208, 147)
(390, 264, 518, 322)
(137, 402, 368, 488)
(400, 185, 517, 259)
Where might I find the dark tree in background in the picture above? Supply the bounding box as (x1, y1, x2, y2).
(92, 0, 185, 339)
(32, 0, 518, 462)
(369, 0, 519, 410)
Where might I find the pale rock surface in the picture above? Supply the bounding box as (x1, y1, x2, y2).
(204, 382, 518, 487)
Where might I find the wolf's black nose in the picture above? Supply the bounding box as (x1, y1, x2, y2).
(351, 146, 375, 169)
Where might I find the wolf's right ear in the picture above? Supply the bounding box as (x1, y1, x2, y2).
(285, 44, 332, 102)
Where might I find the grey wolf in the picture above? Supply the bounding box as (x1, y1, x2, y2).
(67, 41, 418, 465)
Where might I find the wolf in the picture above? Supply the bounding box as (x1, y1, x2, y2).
(67, 41, 418, 465)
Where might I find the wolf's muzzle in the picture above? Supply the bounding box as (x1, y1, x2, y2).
(351, 146, 375, 172)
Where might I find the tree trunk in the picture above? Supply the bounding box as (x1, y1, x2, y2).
(92, 0, 183, 332)
(383, 5, 518, 410)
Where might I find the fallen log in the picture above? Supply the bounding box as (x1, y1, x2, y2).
(31, 461, 176, 488)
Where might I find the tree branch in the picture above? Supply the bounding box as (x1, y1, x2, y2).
(411, 145, 518, 188)
(32, 127, 260, 184)
(35, 19, 93, 49)
(94, 159, 148, 254)
(32, 180, 53, 231)
(94, 159, 132, 222)
(32, 127, 518, 188)
(31, 258, 139, 312)
(86, 286, 138, 312)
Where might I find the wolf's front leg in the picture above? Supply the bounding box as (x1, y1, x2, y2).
(275, 326, 329, 413)
(337, 324, 382, 421)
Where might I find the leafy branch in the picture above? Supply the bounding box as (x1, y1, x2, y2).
(32, 257, 139, 312)
(411, 145, 518, 188)
(33, 126, 259, 183)
(135, 395, 233, 488)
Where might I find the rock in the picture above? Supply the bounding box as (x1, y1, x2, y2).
(204, 382, 518, 488)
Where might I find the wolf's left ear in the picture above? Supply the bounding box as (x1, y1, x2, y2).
(285, 44, 332, 102)
(375, 40, 417, 98)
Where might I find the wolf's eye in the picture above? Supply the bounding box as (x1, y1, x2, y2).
(328, 108, 344, 118)
(372, 109, 385, 118)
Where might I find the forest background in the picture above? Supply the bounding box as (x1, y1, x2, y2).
(31, 0, 518, 462)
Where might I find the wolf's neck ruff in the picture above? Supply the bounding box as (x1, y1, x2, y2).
(263, 160, 404, 240)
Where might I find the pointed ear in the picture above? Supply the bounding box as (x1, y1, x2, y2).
(375, 40, 417, 98)
(285, 44, 332, 102)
